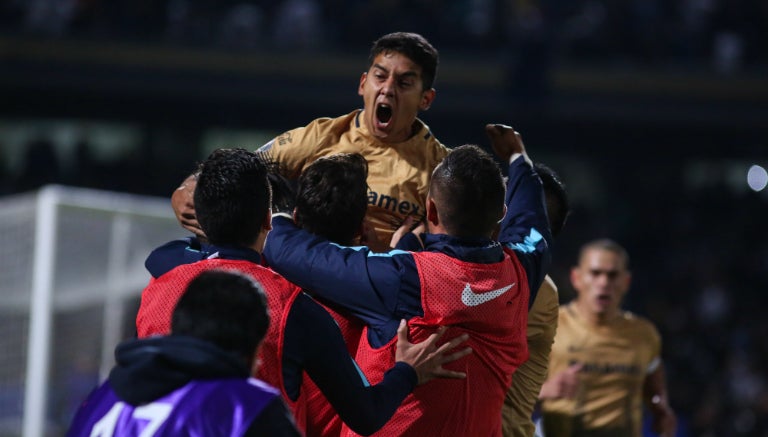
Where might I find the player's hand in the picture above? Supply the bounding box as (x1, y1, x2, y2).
(389, 216, 415, 248)
(395, 319, 472, 385)
(358, 220, 390, 253)
(484, 124, 530, 165)
(539, 363, 582, 400)
(650, 399, 677, 437)
(171, 174, 207, 241)
(390, 216, 425, 249)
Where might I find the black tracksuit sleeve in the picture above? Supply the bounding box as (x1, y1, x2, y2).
(282, 293, 417, 436)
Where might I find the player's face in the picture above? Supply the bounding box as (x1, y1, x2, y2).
(358, 51, 435, 144)
(570, 248, 630, 319)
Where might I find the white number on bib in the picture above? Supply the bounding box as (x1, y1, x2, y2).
(90, 402, 172, 437)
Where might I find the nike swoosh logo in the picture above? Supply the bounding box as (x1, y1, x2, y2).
(461, 283, 515, 307)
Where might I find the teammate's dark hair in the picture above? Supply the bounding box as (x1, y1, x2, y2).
(172, 270, 269, 366)
(295, 153, 369, 245)
(579, 239, 630, 270)
(194, 148, 272, 246)
(534, 162, 569, 238)
(429, 145, 505, 238)
(369, 32, 439, 90)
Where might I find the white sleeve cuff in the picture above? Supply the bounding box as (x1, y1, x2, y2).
(509, 152, 532, 167)
(646, 357, 661, 374)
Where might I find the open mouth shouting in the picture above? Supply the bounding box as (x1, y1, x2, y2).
(595, 293, 613, 308)
(375, 102, 393, 130)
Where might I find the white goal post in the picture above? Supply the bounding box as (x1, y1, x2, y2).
(0, 185, 181, 437)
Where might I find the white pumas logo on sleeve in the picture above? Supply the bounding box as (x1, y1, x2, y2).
(461, 283, 515, 307)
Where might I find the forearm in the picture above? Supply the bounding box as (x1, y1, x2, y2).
(288, 297, 416, 436)
(315, 362, 416, 436)
(644, 363, 677, 436)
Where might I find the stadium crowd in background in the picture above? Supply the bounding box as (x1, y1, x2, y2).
(2, 0, 766, 70)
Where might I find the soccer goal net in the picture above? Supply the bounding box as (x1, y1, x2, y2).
(0, 185, 181, 437)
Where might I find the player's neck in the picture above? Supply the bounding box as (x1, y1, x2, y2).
(361, 112, 421, 144)
(573, 300, 619, 326)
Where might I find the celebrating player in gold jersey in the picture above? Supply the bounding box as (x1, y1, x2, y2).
(540, 239, 676, 437)
(170, 32, 449, 245)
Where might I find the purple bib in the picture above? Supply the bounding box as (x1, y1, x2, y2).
(68, 377, 279, 436)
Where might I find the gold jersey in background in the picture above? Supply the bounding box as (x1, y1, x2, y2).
(542, 303, 661, 437)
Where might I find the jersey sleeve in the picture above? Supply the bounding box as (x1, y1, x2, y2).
(283, 293, 417, 436)
(144, 237, 208, 278)
(644, 320, 662, 373)
(501, 276, 559, 436)
(256, 121, 325, 179)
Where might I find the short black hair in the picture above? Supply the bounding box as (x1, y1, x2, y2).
(172, 270, 269, 365)
(429, 145, 505, 238)
(295, 153, 369, 245)
(194, 148, 272, 246)
(578, 239, 630, 270)
(369, 32, 439, 90)
(534, 162, 569, 237)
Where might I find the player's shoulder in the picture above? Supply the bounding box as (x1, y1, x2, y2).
(619, 310, 661, 336)
(413, 117, 449, 153)
(244, 263, 301, 291)
(280, 111, 356, 144)
(540, 274, 558, 294)
(307, 111, 357, 128)
(530, 275, 558, 313)
(195, 377, 281, 406)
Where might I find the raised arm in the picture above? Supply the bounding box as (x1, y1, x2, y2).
(486, 124, 553, 298)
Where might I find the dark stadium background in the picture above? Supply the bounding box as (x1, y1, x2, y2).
(1, 1, 766, 436)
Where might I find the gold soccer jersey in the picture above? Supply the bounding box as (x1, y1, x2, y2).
(542, 304, 661, 437)
(502, 275, 559, 437)
(260, 110, 450, 242)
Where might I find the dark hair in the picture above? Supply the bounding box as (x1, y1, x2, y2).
(194, 148, 272, 246)
(294, 153, 369, 245)
(429, 145, 505, 238)
(534, 162, 570, 237)
(265, 159, 297, 215)
(579, 238, 630, 270)
(369, 32, 439, 90)
(172, 270, 269, 364)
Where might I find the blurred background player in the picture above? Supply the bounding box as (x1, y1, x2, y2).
(139, 147, 470, 435)
(263, 125, 552, 436)
(68, 270, 302, 436)
(502, 162, 570, 437)
(539, 239, 677, 437)
(171, 31, 449, 246)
